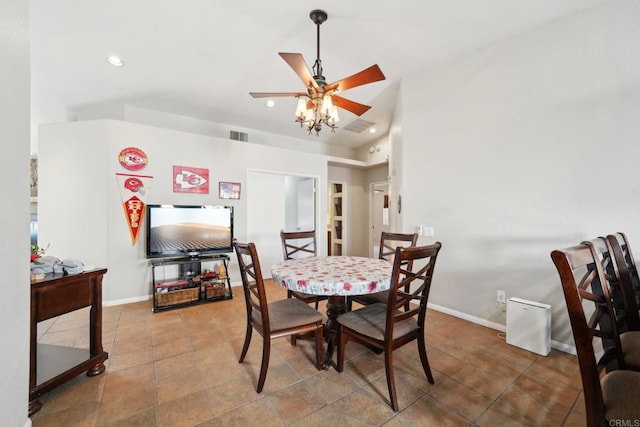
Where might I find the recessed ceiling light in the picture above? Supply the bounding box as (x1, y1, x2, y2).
(265, 100, 275, 108)
(369, 127, 377, 134)
(107, 55, 124, 67)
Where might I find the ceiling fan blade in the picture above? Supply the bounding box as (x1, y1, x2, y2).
(249, 92, 307, 98)
(325, 64, 385, 92)
(279, 52, 320, 90)
(333, 95, 371, 116)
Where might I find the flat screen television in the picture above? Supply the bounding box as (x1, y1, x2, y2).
(146, 205, 234, 258)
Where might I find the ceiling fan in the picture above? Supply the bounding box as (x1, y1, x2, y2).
(249, 9, 386, 135)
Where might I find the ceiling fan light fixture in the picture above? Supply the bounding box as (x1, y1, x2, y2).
(295, 97, 307, 116)
(328, 105, 339, 124)
(320, 94, 333, 116)
(303, 107, 315, 123)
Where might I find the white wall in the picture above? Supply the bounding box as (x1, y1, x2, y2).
(248, 171, 286, 271)
(0, 0, 30, 424)
(38, 119, 329, 304)
(399, 0, 640, 347)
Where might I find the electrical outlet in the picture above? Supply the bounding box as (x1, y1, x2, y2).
(496, 290, 506, 304)
(416, 225, 434, 237)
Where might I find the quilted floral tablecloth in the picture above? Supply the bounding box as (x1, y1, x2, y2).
(271, 256, 392, 296)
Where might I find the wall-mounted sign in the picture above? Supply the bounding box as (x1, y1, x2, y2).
(173, 166, 209, 194)
(118, 147, 148, 171)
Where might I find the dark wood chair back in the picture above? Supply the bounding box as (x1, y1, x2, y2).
(280, 230, 317, 260)
(605, 234, 640, 331)
(551, 243, 625, 424)
(385, 243, 440, 335)
(349, 231, 418, 310)
(279, 230, 325, 311)
(379, 232, 418, 261)
(233, 239, 270, 332)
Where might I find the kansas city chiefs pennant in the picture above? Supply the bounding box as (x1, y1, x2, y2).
(116, 173, 153, 245)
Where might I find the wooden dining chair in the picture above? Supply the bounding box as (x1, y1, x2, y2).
(280, 230, 328, 310)
(607, 233, 640, 311)
(551, 244, 640, 426)
(605, 234, 640, 332)
(337, 242, 442, 411)
(233, 239, 324, 393)
(608, 232, 640, 293)
(349, 231, 418, 309)
(583, 237, 640, 371)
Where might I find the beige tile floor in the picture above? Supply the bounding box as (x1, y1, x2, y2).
(31, 280, 585, 426)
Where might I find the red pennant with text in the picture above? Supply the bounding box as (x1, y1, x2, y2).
(116, 173, 153, 245)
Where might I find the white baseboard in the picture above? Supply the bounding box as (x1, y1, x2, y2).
(103, 294, 151, 307)
(428, 302, 506, 332)
(550, 340, 576, 355)
(427, 303, 576, 355)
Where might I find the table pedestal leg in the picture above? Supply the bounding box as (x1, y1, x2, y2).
(323, 295, 347, 369)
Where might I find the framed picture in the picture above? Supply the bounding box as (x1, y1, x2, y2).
(219, 181, 241, 199)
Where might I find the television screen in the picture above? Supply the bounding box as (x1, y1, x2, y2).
(146, 205, 233, 258)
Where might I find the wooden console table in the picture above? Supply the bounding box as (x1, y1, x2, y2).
(29, 268, 108, 416)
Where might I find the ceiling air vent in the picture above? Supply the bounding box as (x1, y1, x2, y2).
(342, 119, 376, 134)
(230, 130, 248, 142)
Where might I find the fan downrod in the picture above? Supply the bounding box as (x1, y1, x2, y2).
(309, 10, 328, 87)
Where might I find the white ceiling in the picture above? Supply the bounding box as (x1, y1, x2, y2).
(30, 0, 606, 150)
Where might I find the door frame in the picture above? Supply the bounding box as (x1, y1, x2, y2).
(368, 180, 389, 257)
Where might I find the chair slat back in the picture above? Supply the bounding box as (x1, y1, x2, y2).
(605, 234, 640, 331)
(233, 240, 269, 330)
(581, 238, 620, 342)
(614, 232, 640, 286)
(551, 243, 624, 425)
(379, 232, 418, 262)
(280, 230, 317, 260)
(385, 243, 442, 333)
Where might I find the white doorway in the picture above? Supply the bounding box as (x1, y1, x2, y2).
(247, 171, 318, 271)
(370, 181, 389, 257)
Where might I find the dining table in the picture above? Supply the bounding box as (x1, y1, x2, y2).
(271, 255, 393, 369)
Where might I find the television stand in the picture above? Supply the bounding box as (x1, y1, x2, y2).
(150, 254, 233, 313)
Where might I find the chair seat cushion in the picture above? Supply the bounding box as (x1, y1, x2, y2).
(253, 298, 322, 331)
(290, 290, 327, 303)
(337, 303, 418, 341)
(352, 291, 388, 306)
(601, 370, 640, 422)
(620, 330, 640, 369)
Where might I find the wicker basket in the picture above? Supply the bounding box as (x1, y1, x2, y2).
(205, 283, 226, 299)
(156, 287, 199, 307)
